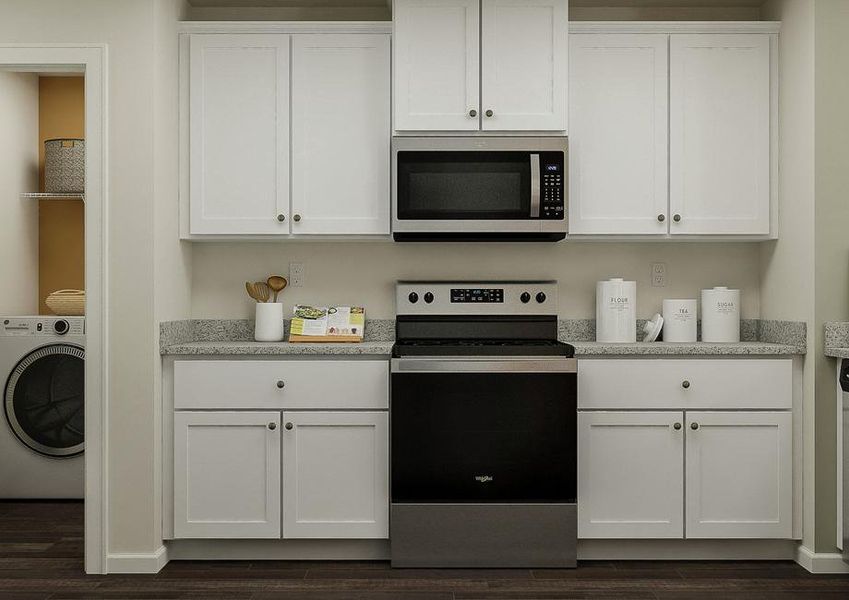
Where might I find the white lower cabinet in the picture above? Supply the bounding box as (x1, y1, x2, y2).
(685, 411, 792, 539)
(578, 412, 684, 539)
(282, 411, 389, 539)
(174, 411, 281, 539)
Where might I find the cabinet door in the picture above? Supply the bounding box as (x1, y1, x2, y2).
(481, 0, 568, 131)
(578, 411, 684, 539)
(174, 411, 281, 538)
(282, 411, 388, 539)
(686, 411, 792, 539)
(670, 34, 771, 235)
(568, 34, 668, 235)
(291, 35, 390, 235)
(189, 34, 290, 234)
(393, 0, 480, 131)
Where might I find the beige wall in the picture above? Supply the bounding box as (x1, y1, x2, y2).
(0, 71, 39, 315)
(813, 0, 849, 553)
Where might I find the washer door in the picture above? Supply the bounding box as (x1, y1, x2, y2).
(4, 343, 84, 457)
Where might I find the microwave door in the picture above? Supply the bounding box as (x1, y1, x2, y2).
(530, 154, 541, 218)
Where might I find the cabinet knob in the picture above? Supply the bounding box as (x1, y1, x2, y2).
(682, 380, 691, 389)
(268, 422, 277, 430)
(293, 214, 301, 222)
(673, 422, 682, 431)
(485, 109, 494, 118)
(469, 109, 477, 118)
(285, 422, 294, 431)
(673, 214, 682, 223)
(657, 214, 666, 222)
(691, 422, 699, 431)
(277, 214, 286, 222)
(276, 380, 285, 389)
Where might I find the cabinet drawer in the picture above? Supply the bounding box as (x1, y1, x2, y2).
(174, 360, 389, 410)
(578, 359, 791, 410)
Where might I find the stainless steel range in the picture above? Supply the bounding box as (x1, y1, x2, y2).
(390, 281, 577, 568)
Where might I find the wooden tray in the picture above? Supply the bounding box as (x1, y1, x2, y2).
(288, 335, 363, 343)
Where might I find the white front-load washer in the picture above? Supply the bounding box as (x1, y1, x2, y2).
(1, 316, 84, 498)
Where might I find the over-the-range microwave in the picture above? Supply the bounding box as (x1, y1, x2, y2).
(392, 137, 568, 242)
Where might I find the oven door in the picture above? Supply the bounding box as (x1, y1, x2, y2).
(390, 357, 577, 503)
(392, 137, 567, 241)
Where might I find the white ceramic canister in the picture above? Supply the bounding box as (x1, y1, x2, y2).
(701, 287, 741, 343)
(596, 278, 637, 343)
(254, 302, 285, 342)
(662, 299, 698, 343)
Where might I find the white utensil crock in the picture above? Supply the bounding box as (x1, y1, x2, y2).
(254, 303, 285, 342)
(662, 299, 698, 342)
(701, 287, 741, 343)
(596, 278, 637, 343)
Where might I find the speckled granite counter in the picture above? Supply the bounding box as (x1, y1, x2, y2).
(824, 322, 849, 358)
(161, 319, 806, 357)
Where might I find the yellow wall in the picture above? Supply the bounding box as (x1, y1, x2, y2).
(38, 76, 85, 315)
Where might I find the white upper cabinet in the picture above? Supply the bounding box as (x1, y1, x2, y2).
(568, 34, 668, 235)
(291, 34, 390, 235)
(393, 0, 480, 131)
(480, 0, 568, 131)
(189, 34, 290, 235)
(670, 34, 771, 236)
(393, 0, 567, 132)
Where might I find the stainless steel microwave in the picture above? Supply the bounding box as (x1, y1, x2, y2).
(392, 137, 568, 242)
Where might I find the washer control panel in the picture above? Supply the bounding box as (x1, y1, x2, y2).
(1, 317, 85, 337)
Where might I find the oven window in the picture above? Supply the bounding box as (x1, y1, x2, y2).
(397, 151, 532, 220)
(391, 372, 576, 503)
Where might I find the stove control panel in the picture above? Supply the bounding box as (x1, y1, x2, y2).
(450, 288, 504, 303)
(396, 282, 558, 316)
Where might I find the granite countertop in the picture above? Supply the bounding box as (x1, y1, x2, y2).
(161, 318, 806, 357)
(824, 322, 849, 358)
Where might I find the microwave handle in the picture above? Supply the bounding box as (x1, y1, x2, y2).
(530, 153, 540, 218)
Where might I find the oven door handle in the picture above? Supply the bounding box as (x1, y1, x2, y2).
(530, 153, 541, 218)
(391, 357, 577, 374)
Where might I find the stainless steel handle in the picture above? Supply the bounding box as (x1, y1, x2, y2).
(469, 109, 477, 117)
(293, 214, 301, 222)
(277, 214, 286, 222)
(691, 422, 699, 431)
(268, 422, 277, 430)
(657, 214, 666, 222)
(682, 380, 691, 389)
(276, 380, 285, 389)
(530, 154, 540, 218)
(391, 357, 577, 374)
(485, 109, 493, 117)
(673, 422, 682, 431)
(673, 214, 682, 223)
(285, 422, 294, 431)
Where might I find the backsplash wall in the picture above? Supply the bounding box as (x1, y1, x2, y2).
(191, 241, 761, 320)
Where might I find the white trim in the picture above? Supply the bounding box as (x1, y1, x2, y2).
(178, 21, 392, 34)
(167, 539, 389, 560)
(569, 21, 781, 35)
(106, 546, 169, 574)
(578, 539, 796, 560)
(0, 44, 109, 575)
(795, 545, 849, 574)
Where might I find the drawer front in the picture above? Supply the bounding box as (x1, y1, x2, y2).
(174, 360, 389, 410)
(578, 359, 792, 410)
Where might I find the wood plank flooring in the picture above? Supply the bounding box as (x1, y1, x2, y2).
(2, 501, 849, 599)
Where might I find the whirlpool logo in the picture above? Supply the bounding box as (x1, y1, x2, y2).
(475, 475, 494, 483)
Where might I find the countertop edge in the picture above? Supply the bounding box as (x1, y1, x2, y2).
(825, 347, 849, 359)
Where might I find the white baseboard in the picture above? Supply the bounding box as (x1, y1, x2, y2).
(106, 545, 169, 574)
(795, 545, 849, 574)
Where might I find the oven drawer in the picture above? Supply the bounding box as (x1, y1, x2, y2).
(174, 359, 389, 410)
(578, 358, 792, 410)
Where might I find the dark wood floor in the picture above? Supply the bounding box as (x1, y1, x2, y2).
(2, 502, 849, 600)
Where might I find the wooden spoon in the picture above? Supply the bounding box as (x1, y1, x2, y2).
(245, 281, 260, 303)
(267, 275, 288, 303)
(253, 281, 271, 303)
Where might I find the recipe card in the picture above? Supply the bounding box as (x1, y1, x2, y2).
(290, 305, 365, 339)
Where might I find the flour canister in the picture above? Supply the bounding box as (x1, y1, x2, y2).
(662, 299, 698, 343)
(596, 278, 637, 343)
(701, 287, 741, 343)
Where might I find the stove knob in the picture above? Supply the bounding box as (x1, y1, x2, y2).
(520, 292, 531, 304)
(408, 292, 419, 304)
(424, 292, 434, 304)
(536, 292, 547, 304)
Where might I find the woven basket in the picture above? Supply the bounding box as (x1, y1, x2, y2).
(44, 139, 85, 194)
(45, 290, 85, 316)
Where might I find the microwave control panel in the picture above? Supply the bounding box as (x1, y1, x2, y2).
(540, 152, 565, 220)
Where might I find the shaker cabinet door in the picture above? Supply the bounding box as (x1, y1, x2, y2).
(189, 34, 290, 234)
(174, 411, 281, 539)
(291, 34, 390, 235)
(393, 0, 480, 131)
(670, 34, 771, 235)
(568, 34, 668, 235)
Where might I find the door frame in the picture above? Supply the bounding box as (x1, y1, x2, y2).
(0, 44, 109, 574)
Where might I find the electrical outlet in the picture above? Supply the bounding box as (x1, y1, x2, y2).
(651, 262, 667, 287)
(289, 262, 305, 287)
